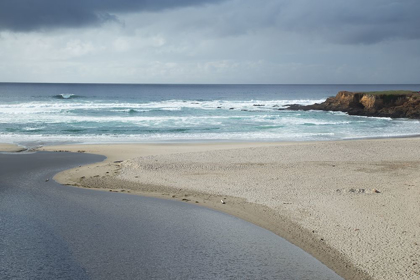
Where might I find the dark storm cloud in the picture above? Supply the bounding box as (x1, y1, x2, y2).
(187, 0, 420, 45)
(0, 0, 223, 32)
(278, 0, 420, 44)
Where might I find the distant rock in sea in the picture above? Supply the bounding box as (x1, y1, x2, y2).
(287, 90, 420, 119)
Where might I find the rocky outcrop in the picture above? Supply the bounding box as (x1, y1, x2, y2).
(287, 91, 420, 119)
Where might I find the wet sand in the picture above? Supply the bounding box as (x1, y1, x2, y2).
(34, 138, 420, 280)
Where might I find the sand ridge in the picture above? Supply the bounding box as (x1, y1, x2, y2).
(39, 139, 420, 280)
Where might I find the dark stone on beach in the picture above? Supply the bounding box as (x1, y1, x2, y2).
(286, 90, 420, 119)
(114, 160, 123, 163)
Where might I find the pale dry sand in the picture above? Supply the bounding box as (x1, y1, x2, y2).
(0, 143, 26, 152)
(39, 139, 420, 280)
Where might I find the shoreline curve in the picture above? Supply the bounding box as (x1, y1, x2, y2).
(35, 138, 420, 280)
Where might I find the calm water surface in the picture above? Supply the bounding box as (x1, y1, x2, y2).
(0, 151, 342, 279)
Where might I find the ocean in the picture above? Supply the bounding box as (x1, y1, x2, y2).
(0, 83, 419, 146)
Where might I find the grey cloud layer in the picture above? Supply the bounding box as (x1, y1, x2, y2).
(0, 0, 419, 84)
(1, 0, 419, 45)
(0, 0, 223, 32)
(201, 0, 420, 45)
(277, 0, 420, 44)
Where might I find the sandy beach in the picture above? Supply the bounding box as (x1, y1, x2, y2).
(0, 143, 26, 152)
(23, 138, 419, 279)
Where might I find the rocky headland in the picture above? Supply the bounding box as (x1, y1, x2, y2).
(287, 90, 420, 119)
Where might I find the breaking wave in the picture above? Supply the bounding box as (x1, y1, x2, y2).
(54, 94, 77, 99)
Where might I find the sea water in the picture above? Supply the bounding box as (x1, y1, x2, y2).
(0, 83, 419, 146)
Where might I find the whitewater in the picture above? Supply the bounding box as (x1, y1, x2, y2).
(0, 83, 419, 146)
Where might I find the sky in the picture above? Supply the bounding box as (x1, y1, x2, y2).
(0, 0, 419, 84)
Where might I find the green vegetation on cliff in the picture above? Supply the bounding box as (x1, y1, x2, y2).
(360, 90, 418, 96)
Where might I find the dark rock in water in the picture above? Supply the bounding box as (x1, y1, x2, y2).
(253, 104, 265, 107)
(286, 90, 420, 119)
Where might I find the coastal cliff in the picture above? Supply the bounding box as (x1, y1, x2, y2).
(288, 90, 420, 119)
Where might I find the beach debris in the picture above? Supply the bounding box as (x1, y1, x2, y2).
(348, 188, 365, 193)
(80, 176, 85, 179)
(336, 188, 381, 195)
(114, 160, 123, 163)
(77, 150, 85, 153)
(221, 199, 226, 204)
(182, 198, 191, 202)
(45, 179, 49, 182)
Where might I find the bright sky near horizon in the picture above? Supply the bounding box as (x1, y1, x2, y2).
(0, 0, 419, 84)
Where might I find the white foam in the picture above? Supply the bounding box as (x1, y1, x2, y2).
(1, 98, 419, 145)
(0, 98, 325, 113)
(60, 93, 74, 99)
